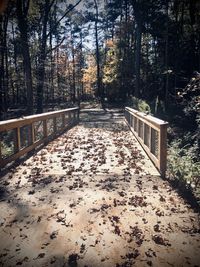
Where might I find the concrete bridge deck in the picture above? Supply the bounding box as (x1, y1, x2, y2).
(0, 109, 199, 266)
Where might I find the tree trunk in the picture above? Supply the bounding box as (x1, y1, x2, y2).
(36, 0, 50, 114)
(79, 29, 84, 102)
(36, 49, 46, 114)
(71, 27, 76, 104)
(132, 0, 142, 98)
(94, 0, 104, 106)
(135, 21, 142, 98)
(164, 0, 169, 108)
(0, 12, 9, 119)
(16, 0, 33, 115)
(0, 16, 5, 119)
(49, 15, 54, 103)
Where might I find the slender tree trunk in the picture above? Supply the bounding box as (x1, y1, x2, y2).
(135, 21, 142, 98)
(49, 16, 54, 103)
(16, 0, 33, 115)
(199, 32, 200, 71)
(94, 0, 104, 106)
(189, 0, 198, 72)
(132, 0, 142, 98)
(79, 30, 84, 100)
(56, 45, 59, 102)
(12, 21, 18, 105)
(36, 51, 46, 113)
(118, 2, 123, 98)
(0, 12, 9, 119)
(0, 16, 5, 119)
(165, 0, 169, 108)
(70, 27, 76, 104)
(4, 19, 9, 108)
(36, 0, 50, 113)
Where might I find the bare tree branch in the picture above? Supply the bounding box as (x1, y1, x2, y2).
(46, 36, 65, 55)
(47, 0, 83, 38)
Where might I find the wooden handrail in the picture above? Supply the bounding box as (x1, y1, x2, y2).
(125, 107, 168, 177)
(0, 107, 79, 168)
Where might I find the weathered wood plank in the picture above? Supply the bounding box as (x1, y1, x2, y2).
(0, 107, 79, 168)
(125, 107, 168, 177)
(0, 107, 78, 132)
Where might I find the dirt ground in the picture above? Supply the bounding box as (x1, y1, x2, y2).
(0, 110, 200, 267)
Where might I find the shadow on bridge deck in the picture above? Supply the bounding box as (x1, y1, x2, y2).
(0, 109, 199, 267)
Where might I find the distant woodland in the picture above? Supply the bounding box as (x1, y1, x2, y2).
(0, 0, 199, 115)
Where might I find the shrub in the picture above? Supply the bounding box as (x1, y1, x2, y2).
(127, 96, 151, 114)
(167, 139, 200, 192)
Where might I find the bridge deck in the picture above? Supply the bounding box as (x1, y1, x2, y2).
(0, 109, 199, 266)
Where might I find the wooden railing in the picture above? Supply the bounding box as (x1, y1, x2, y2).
(125, 107, 168, 177)
(0, 107, 79, 168)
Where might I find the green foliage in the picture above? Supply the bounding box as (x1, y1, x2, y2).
(177, 74, 200, 150)
(167, 139, 200, 191)
(127, 96, 151, 114)
(1, 141, 14, 159)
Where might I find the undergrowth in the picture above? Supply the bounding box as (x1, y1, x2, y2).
(167, 137, 200, 205)
(127, 96, 151, 114)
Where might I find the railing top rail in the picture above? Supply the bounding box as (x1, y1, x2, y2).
(0, 107, 79, 131)
(125, 107, 168, 127)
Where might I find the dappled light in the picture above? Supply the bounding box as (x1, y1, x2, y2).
(0, 0, 200, 266)
(0, 110, 200, 266)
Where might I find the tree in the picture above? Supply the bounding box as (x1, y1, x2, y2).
(0, 1, 12, 119)
(94, 0, 103, 105)
(82, 54, 97, 97)
(36, 0, 83, 113)
(102, 40, 121, 101)
(16, 0, 33, 114)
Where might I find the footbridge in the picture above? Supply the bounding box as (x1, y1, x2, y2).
(0, 107, 199, 267)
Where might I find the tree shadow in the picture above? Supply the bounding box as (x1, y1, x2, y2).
(167, 178, 200, 213)
(0, 185, 8, 201)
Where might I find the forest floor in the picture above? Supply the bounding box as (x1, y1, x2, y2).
(0, 109, 200, 267)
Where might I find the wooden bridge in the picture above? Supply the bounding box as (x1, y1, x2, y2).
(0, 108, 199, 267)
(0, 107, 167, 177)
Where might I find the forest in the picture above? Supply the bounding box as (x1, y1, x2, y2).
(0, 0, 200, 202)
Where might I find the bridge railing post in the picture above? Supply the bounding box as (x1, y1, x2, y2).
(125, 107, 168, 177)
(159, 123, 168, 178)
(0, 107, 79, 169)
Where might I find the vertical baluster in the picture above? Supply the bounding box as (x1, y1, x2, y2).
(53, 117, 57, 134)
(30, 123, 35, 144)
(142, 122, 145, 143)
(150, 128, 155, 155)
(62, 113, 65, 129)
(43, 120, 48, 141)
(68, 112, 71, 124)
(159, 124, 168, 178)
(0, 135, 2, 168)
(14, 127, 21, 153)
(149, 126, 152, 151)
